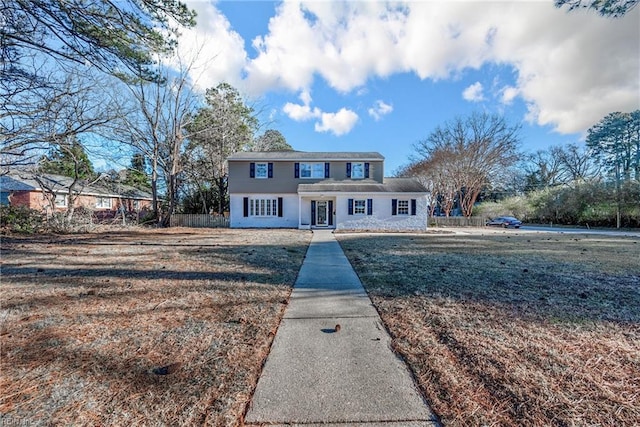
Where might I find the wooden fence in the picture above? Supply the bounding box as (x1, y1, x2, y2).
(170, 214, 230, 228)
(428, 216, 486, 227)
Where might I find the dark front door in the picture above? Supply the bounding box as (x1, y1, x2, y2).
(315, 200, 328, 227)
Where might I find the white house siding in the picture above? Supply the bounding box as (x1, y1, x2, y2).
(229, 194, 299, 228)
(334, 194, 428, 231)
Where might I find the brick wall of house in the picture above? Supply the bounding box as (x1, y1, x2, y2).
(9, 191, 48, 210)
(9, 191, 152, 214)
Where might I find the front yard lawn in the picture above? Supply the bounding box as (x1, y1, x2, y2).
(337, 231, 640, 426)
(0, 228, 311, 426)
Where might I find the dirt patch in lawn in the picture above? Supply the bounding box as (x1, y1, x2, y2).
(337, 231, 640, 426)
(0, 228, 311, 426)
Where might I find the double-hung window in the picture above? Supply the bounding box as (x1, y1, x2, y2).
(348, 198, 373, 215)
(95, 197, 112, 209)
(250, 162, 273, 178)
(54, 194, 67, 207)
(353, 199, 366, 215)
(397, 200, 409, 215)
(392, 198, 417, 216)
(346, 162, 369, 179)
(254, 162, 268, 179)
(300, 163, 325, 179)
(351, 163, 365, 179)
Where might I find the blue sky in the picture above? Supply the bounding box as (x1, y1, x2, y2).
(173, 0, 639, 174)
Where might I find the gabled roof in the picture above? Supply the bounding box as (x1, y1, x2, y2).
(227, 151, 385, 161)
(0, 171, 153, 200)
(298, 177, 428, 194)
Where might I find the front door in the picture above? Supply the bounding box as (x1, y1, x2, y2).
(316, 200, 328, 227)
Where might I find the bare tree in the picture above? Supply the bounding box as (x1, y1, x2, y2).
(523, 148, 565, 191)
(1, 67, 121, 171)
(553, 143, 601, 183)
(111, 57, 199, 224)
(413, 112, 521, 217)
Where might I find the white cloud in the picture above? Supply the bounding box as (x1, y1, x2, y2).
(283, 102, 321, 121)
(368, 100, 394, 121)
(240, 1, 638, 135)
(282, 90, 321, 121)
(501, 86, 519, 105)
(175, 2, 638, 136)
(462, 82, 485, 102)
(283, 90, 358, 135)
(174, 1, 247, 91)
(315, 108, 359, 136)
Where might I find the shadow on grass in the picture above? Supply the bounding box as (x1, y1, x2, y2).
(0, 230, 311, 424)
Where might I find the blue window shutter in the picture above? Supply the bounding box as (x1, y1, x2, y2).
(278, 197, 283, 217)
(268, 162, 273, 178)
(311, 201, 316, 225)
(328, 200, 333, 225)
(294, 162, 300, 178)
(346, 162, 351, 178)
(367, 199, 373, 215)
(243, 197, 249, 217)
(249, 163, 255, 178)
(364, 163, 370, 179)
(324, 162, 330, 178)
(411, 199, 417, 216)
(391, 199, 397, 216)
(348, 198, 353, 215)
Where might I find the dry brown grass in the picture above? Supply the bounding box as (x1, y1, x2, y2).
(0, 228, 311, 426)
(337, 231, 640, 426)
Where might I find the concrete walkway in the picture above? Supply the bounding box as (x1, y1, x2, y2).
(245, 230, 438, 426)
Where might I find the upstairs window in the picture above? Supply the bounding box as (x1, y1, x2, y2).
(301, 163, 324, 178)
(255, 162, 268, 179)
(250, 162, 273, 179)
(346, 162, 370, 179)
(297, 162, 329, 179)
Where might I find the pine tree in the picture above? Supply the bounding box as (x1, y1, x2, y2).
(40, 138, 95, 180)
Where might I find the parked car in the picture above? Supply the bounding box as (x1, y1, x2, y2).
(486, 216, 522, 228)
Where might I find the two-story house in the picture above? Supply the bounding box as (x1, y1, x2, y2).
(227, 151, 429, 231)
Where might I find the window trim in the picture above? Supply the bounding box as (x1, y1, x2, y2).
(254, 162, 269, 179)
(353, 199, 366, 215)
(95, 196, 113, 209)
(397, 199, 409, 215)
(54, 194, 67, 207)
(348, 198, 372, 216)
(299, 162, 326, 179)
(251, 162, 273, 179)
(247, 197, 280, 217)
(392, 198, 417, 216)
(346, 162, 370, 179)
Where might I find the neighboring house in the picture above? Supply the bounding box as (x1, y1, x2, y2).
(0, 171, 153, 215)
(227, 151, 429, 231)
